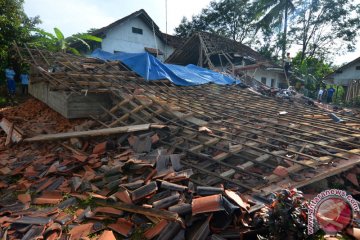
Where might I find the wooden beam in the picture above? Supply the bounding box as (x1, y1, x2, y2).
(24, 124, 155, 142)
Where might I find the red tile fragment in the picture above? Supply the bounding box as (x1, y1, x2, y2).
(98, 230, 116, 240)
(44, 223, 62, 240)
(108, 218, 133, 237)
(93, 207, 123, 216)
(69, 223, 94, 240)
(273, 166, 288, 177)
(114, 189, 132, 204)
(346, 173, 359, 187)
(70, 193, 89, 201)
(0, 181, 8, 189)
(89, 193, 107, 200)
(17, 193, 31, 204)
(144, 219, 168, 239)
(73, 154, 88, 162)
(192, 194, 223, 215)
(33, 191, 63, 205)
(93, 141, 107, 154)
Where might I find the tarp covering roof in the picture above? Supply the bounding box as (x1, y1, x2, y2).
(91, 49, 238, 86)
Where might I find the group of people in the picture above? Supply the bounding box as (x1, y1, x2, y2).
(317, 86, 336, 103)
(4, 66, 29, 98)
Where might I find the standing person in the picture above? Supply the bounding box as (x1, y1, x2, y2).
(327, 85, 335, 103)
(318, 88, 324, 102)
(284, 52, 292, 80)
(5, 66, 16, 97)
(20, 72, 29, 95)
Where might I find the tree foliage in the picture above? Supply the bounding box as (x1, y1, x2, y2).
(290, 0, 360, 63)
(174, 0, 360, 64)
(292, 52, 333, 94)
(31, 28, 102, 55)
(253, 0, 295, 59)
(174, 0, 256, 43)
(0, 0, 40, 79)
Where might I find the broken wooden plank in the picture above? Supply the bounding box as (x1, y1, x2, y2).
(95, 199, 182, 223)
(24, 124, 155, 142)
(0, 118, 23, 143)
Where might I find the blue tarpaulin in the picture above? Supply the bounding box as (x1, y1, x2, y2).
(91, 49, 238, 86)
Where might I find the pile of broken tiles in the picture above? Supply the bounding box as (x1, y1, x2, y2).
(0, 127, 265, 240)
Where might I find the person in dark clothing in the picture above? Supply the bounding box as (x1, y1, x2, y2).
(20, 73, 29, 95)
(5, 66, 16, 96)
(284, 52, 292, 79)
(327, 86, 335, 103)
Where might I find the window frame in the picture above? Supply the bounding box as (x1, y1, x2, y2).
(132, 27, 143, 35)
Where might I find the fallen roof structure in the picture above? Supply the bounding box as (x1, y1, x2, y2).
(166, 32, 270, 69)
(0, 44, 358, 239)
(166, 32, 289, 88)
(15, 44, 360, 193)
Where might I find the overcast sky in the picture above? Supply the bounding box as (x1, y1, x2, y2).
(24, 0, 359, 64)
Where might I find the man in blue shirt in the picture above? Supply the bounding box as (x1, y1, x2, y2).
(5, 67, 16, 96)
(327, 86, 335, 103)
(20, 73, 29, 95)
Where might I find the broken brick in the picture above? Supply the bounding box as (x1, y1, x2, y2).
(273, 166, 289, 177)
(17, 193, 31, 204)
(93, 141, 107, 154)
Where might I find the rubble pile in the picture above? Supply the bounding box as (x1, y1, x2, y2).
(0, 46, 359, 239)
(0, 115, 274, 239)
(0, 98, 82, 136)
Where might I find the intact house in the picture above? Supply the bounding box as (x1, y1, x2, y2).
(166, 32, 288, 89)
(324, 56, 360, 101)
(91, 9, 183, 61)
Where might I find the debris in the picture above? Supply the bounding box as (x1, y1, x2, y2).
(192, 194, 224, 215)
(345, 172, 359, 187)
(0, 45, 358, 239)
(0, 118, 23, 144)
(24, 124, 153, 142)
(272, 166, 289, 177)
(328, 113, 345, 123)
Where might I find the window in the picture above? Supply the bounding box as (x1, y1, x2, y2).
(261, 77, 266, 84)
(271, 79, 275, 88)
(356, 66, 360, 70)
(132, 27, 143, 34)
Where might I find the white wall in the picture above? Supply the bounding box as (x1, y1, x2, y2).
(331, 60, 360, 86)
(101, 17, 174, 61)
(243, 68, 287, 88)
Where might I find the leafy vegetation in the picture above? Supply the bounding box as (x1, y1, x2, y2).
(31, 27, 102, 55)
(0, 0, 40, 82)
(174, 0, 256, 44)
(253, 0, 295, 59)
(175, 0, 360, 63)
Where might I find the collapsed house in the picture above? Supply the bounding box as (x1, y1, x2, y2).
(0, 45, 359, 239)
(166, 32, 288, 89)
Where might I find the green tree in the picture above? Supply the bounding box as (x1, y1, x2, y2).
(290, 0, 360, 63)
(31, 28, 102, 55)
(253, 0, 295, 60)
(0, 0, 40, 78)
(174, 0, 256, 43)
(292, 52, 333, 96)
